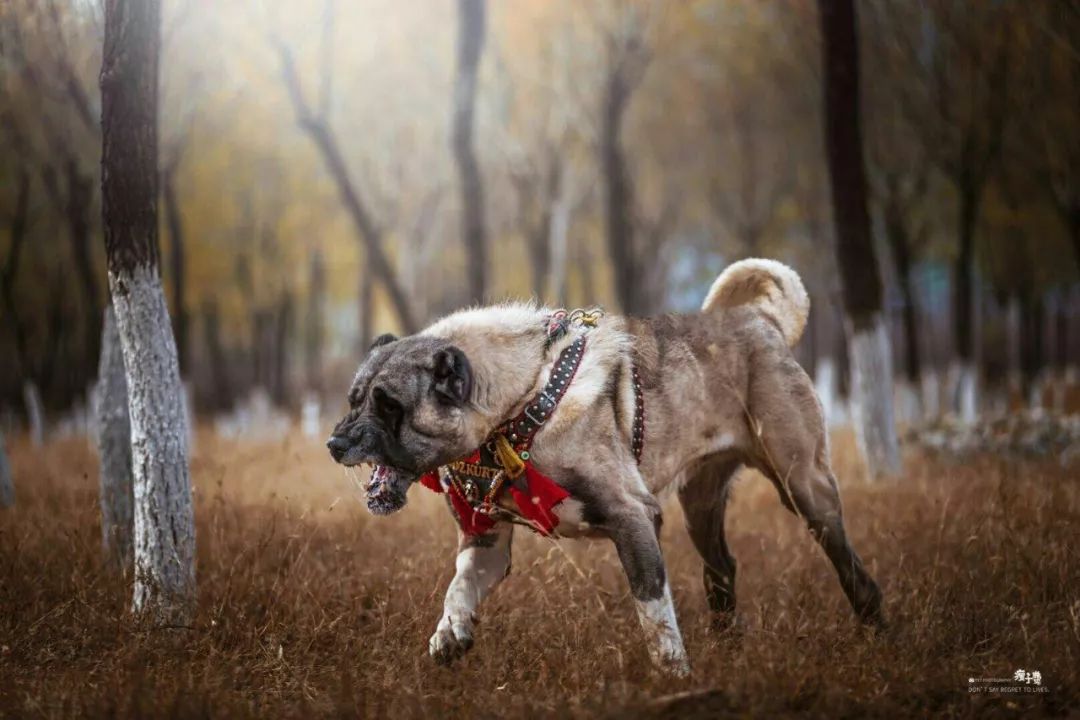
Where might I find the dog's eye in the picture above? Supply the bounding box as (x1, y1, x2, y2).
(372, 387, 404, 429)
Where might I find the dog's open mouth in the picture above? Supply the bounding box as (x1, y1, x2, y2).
(364, 464, 416, 515)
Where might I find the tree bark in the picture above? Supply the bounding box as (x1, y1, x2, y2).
(0, 432, 14, 509)
(818, 0, 901, 477)
(162, 164, 188, 375)
(96, 305, 133, 571)
(101, 0, 195, 625)
(452, 0, 488, 305)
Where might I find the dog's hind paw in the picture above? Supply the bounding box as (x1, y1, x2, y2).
(428, 613, 474, 665)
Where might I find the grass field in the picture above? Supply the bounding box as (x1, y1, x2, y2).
(1, 429, 1077, 718)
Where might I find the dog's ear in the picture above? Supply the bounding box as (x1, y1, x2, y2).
(432, 346, 472, 405)
(370, 333, 398, 350)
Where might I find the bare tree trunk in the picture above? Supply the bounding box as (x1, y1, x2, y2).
(818, 0, 901, 478)
(22, 381, 44, 447)
(60, 159, 103, 380)
(162, 163, 188, 375)
(202, 299, 231, 411)
(272, 291, 292, 406)
(549, 166, 572, 304)
(0, 432, 14, 509)
(601, 53, 645, 316)
(276, 44, 417, 334)
(101, 0, 195, 625)
(304, 249, 325, 392)
(1, 169, 32, 379)
(96, 305, 133, 571)
(359, 263, 374, 352)
(953, 184, 979, 422)
(1020, 292, 1045, 406)
(252, 308, 269, 390)
(1070, 207, 1080, 275)
(452, 0, 488, 305)
(884, 192, 921, 384)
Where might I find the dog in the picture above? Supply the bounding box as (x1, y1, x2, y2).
(327, 259, 884, 675)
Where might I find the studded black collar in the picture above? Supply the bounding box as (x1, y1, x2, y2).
(499, 335, 587, 452)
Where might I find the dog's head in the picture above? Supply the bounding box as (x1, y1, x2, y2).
(327, 333, 483, 515)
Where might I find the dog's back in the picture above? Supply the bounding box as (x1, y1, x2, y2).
(622, 259, 813, 492)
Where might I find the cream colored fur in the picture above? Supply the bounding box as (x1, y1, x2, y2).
(701, 258, 810, 346)
(423, 302, 634, 449)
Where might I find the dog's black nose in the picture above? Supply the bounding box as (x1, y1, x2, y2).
(327, 435, 351, 462)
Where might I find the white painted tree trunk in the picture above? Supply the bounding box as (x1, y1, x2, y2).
(956, 361, 979, 424)
(814, 356, 839, 427)
(920, 369, 940, 421)
(96, 305, 134, 570)
(894, 379, 921, 426)
(0, 431, 14, 508)
(110, 265, 196, 625)
(301, 393, 321, 438)
(22, 381, 43, 447)
(848, 315, 902, 478)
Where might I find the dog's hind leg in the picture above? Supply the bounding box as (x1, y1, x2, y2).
(429, 523, 513, 665)
(677, 455, 741, 629)
(772, 461, 884, 627)
(748, 363, 884, 627)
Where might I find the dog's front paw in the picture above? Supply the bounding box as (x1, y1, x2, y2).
(428, 612, 474, 665)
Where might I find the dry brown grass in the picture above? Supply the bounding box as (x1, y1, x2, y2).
(1, 429, 1078, 718)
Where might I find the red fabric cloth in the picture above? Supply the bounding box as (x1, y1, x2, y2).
(419, 463, 570, 537)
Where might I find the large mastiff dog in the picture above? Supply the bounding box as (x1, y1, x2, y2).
(327, 259, 884, 675)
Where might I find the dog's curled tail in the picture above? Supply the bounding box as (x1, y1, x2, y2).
(701, 258, 809, 347)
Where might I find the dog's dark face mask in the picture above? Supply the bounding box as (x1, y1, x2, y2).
(327, 333, 477, 516)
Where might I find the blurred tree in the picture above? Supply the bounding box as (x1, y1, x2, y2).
(96, 305, 133, 572)
(304, 249, 326, 392)
(453, 0, 489, 305)
(274, 33, 418, 335)
(161, 145, 189, 374)
(0, 431, 12, 508)
(893, 1, 1014, 421)
(101, 0, 195, 623)
(817, 0, 900, 477)
(201, 297, 231, 411)
(0, 169, 31, 379)
(599, 5, 651, 316)
(510, 147, 562, 301)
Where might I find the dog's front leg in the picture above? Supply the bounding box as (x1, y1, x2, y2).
(610, 508, 690, 677)
(429, 523, 512, 665)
